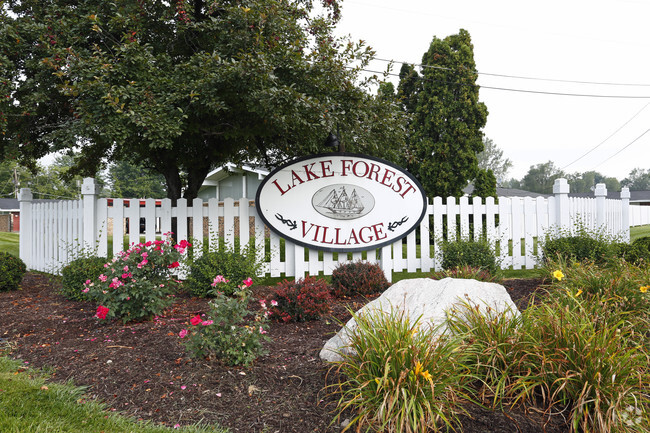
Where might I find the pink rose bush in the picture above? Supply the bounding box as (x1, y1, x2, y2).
(84, 233, 190, 323)
(179, 276, 270, 366)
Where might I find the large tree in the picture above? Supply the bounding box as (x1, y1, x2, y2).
(622, 168, 650, 191)
(477, 137, 512, 186)
(398, 29, 489, 198)
(107, 160, 166, 198)
(521, 161, 564, 194)
(566, 170, 620, 193)
(1, 0, 407, 200)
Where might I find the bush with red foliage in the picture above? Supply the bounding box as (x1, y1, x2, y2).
(268, 276, 332, 322)
(331, 260, 390, 297)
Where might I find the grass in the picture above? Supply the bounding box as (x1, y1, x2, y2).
(0, 232, 19, 257)
(630, 224, 650, 243)
(0, 355, 228, 433)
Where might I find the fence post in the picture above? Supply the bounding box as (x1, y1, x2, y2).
(18, 187, 33, 269)
(552, 178, 570, 234)
(621, 187, 631, 242)
(594, 183, 607, 229)
(81, 178, 100, 252)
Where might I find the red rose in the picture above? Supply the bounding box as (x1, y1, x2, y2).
(96, 305, 110, 320)
(190, 315, 202, 326)
(168, 261, 180, 268)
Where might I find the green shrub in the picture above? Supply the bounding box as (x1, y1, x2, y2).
(430, 264, 501, 283)
(0, 252, 26, 292)
(179, 287, 269, 366)
(623, 237, 650, 265)
(268, 276, 332, 322)
(84, 235, 186, 323)
(440, 238, 499, 275)
(60, 256, 107, 301)
(541, 224, 623, 265)
(185, 244, 260, 297)
(330, 260, 390, 297)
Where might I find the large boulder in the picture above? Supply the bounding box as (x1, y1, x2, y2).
(319, 277, 519, 362)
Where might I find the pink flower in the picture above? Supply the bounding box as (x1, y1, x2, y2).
(270, 300, 278, 307)
(121, 272, 132, 279)
(259, 326, 267, 334)
(259, 300, 267, 309)
(123, 266, 129, 272)
(178, 329, 188, 338)
(85, 279, 91, 285)
(242, 277, 253, 287)
(190, 315, 202, 326)
(82, 287, 89, 293)
(201, 320, 213, 326)
(99, 274, 108, 282)
(96, 305, 109, 320)
(211, 275, 228, 286)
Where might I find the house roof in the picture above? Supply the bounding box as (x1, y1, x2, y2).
(0, 198, 20, 211)
(463, 185, 551, 198)
(201, 163, 269, 187)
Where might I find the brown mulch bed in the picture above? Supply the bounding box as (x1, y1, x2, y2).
(0, 273, 569, 433)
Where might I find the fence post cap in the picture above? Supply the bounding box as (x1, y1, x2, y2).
(621, 187, 631, 199)
(18, 188, 33, 201)
(552, 178, 570, 194)
(594, 183, 607, 197)
(81, 178, 100, 195)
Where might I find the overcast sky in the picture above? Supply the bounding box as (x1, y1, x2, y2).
(334, 0, 650, 183)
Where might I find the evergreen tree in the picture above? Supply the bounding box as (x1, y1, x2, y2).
(400, 29, 489, 198)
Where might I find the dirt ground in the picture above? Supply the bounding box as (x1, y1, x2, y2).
(0, 273, 569, 433)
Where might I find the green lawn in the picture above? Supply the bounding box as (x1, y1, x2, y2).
(631, 224, 650, 243)
(0, 232, 19, 257)
(0, 356, 228, 433)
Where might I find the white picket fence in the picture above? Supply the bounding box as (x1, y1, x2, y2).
(19, 178, 640, 281)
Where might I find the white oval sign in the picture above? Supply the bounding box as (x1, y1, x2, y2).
(255, 153, 427, 252)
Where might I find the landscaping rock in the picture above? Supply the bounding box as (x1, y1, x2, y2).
(319, 277, 520, 362)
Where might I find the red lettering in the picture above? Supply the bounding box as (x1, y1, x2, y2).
(341, 159, 353, 176)
(372, 223, 387, 240)
(302, 163, 320, 181)
(366, 163, 381, 182)
(380, 169, 395, 187)
(347, 228, 359, 245)
(272, 179, 292, 196)
(400, 181, 417, 198)
(320, 226, 333, 244)
(301, 221, 318, 241)
(320, 160, 334, 177)
(358, 226, 373, 243)
(352, 161, 369, 177)
(290, 170, 304, 186)
(392, 176, 405, 194)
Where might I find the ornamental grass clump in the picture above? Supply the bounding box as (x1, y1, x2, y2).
(518, 294, 650, 433)
(179, 276, 269, 366)
(84, 233, 188, 323)
(446, 302, 525, 407)
(333, 307, 468, 433)
(445, 259, 650, 433)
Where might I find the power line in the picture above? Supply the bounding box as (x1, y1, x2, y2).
(561, 102, 650, 171)
(594, 129, 650, 169)
(357, 67, 650, 99)
(373, 57, 650, 87)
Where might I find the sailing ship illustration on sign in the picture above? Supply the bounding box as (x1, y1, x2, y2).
(312, 184, 375, 220)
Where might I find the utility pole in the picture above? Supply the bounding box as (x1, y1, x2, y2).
(12, 166, 19, 198)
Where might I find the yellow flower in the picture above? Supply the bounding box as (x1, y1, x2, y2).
(413, 361, 424, 377)
(552, 270, 564, 281)
(640, 286, 649, 293)
(421, 370, 432, 382)
(576, 289, 583, 296)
